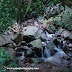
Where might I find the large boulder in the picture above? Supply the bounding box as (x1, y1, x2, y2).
(44, 51, 67, 65)
(22, 26, 42, 40)
(29, 39, 42, 57)
(56, 28, 72, 39)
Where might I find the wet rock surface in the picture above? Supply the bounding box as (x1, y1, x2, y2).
(0, 34, 13, 46)
(4, 23, 72, 72)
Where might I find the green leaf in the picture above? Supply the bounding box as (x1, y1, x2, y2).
(29, 7, 32, 11)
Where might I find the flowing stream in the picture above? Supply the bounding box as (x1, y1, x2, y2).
(41, 31, 67, 63)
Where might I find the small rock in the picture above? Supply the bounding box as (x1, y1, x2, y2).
(30, 39, 41, 49)
(61, 30, 72, 39)
(6, 42, 16, 48)
(40, 33, 47, 41)
(25, 49, 34, 57)
(68, 44, 72, 48)
(31, 58, 44, 63)
(23, 35, 35, 43)
(35, 48, 42, 57)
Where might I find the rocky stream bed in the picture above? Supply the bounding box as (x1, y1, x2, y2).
(0, 17, 72, 72)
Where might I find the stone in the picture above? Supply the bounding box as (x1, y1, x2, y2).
(44, 51, 67, 65)
(7, 42, 16, 48)
(61, 30, 72, 39)
(22, 26, 42, 39)
(22, 26, 38, 35)
(40, 33, 47, 41)
(34, 30, 42, 39)
(35, 48, 42, 57)
(56, 28, 72, 39)
(62, 30, 70, 38)
(7, 48, 15, 60)
(30, 39, 41, 49)
(68, 44, 72, 48)
(31, 58, 44, 63)
(69, 32, 72, 39)
(36, 62, 72, 72)
(0, 34, 12, 46)
(26, 49, 33, 56)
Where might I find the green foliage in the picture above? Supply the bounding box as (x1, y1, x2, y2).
(47, 24, 56, 33)
(0, 47, 18, 72)
(0, 0, 59, 33)
(54, 6, 72, 31)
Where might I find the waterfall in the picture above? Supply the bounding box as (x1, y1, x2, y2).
(42, 31, 64, 61)
(54, 46, 62, 52)
(45, 31, 55, 40)
(44, 47, 51, 57)
(41, 47, 44, 58)
(41, 46, 51, 59)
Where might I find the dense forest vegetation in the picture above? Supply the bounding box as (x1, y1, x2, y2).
(0, 0, 59, 32)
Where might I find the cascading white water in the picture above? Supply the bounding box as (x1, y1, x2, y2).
(41, 47, 51, 60)
(41, 41, 51, 59)
(44, 47, 51, 57)
(41, 31, 64, 60)
(41, 47, 44, 58)
(54, 46, 62, 52)
(45, 31, 55, 40)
